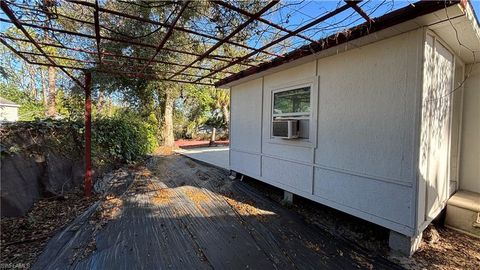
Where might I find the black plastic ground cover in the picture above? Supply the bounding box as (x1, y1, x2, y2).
(33, 155, 403, 270)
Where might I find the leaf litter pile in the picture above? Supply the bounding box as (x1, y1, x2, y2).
(242, 177, 480, 270)
(0, 189, 99, 267)
(1, 164, 136, 268)
(392, 225, 480, 269)
(1, 154, 479, 269)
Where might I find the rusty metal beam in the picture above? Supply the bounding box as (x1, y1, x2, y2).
(100, 70, 215, 86)
(0, 18, 251, 65)
(6, 1, 95, 26)
(93, 0, 102, 64)
(18, 61, 88, 72)
(2, 0, 449, 89)
(198, 3, 352, 82)
(11, 1, 279, 60)
(93, 68, 215, 85)
(139, 1, 190, 75)
(215, 0, 459, 87)
(19, 59, 215, 85)
(0, 37, 34, 64)
(168, 0, 278, 80)
(0, 18, 91, 38)
(213, 1, 318, 45)
(11, 49, 96, 64)
(0, 34, 236, 75)
(24, 60, 220, 81)
(2, 39, 212, 88)
(66, 0, 281, 58)
(0, 1, 84, 88)
(345, 1, 374, 23)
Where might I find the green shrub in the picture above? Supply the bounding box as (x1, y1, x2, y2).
(0, 119, 83, 157)
(92, 116, 157, 166)
(1, 117, 157, 169)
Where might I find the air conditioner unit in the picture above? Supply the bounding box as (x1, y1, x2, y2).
(272, 119, 299, 139)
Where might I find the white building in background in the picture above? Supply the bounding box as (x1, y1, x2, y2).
(0, 97, 20, 122)
(218, 2, 480, 255)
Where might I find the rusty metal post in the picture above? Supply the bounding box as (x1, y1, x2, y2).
(84, 72, 92, 196)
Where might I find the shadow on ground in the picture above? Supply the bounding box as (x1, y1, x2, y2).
(33, 154, 402, 270)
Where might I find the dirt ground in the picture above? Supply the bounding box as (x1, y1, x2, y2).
(0, 189, 99, 268)
(27, 155, 402, 269)
(2, 154, 479, 269)
(394, 225, 480, 269)
(0, 165, 137, 269)
(241, 176, 480, 270)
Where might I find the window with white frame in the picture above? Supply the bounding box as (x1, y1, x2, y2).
(272, 86, 311, 139)
(273, 86, 311, 118)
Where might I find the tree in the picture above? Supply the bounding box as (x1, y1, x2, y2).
(1, 0, 257, 146)
(176, 84, 214, 138)
(0, 29, 36, 95)
(0, 24, 74, 117)
(162, 86, 176, 147)
(210, 88, 230, 129)
(83, 1, 202, 147)
(0, 82, 44, 120)
(47, 66, 56, 117)
(40, 68, 48, 105)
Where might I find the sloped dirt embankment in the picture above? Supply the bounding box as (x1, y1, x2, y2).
(1, 122, 85, 217)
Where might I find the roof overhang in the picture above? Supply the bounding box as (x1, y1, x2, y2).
(217, 1, 480, 88)
(426, 1, 479, 64)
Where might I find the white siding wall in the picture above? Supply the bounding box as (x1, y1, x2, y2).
(314, 30, 423, 231)
(460, 63, 480, 193)
(448, 57, 465, 194)
(0, 106, 19, 122)
(417, 33, 455, 230)
(230, 29, 425, 236)
(230, 78, 263, 177)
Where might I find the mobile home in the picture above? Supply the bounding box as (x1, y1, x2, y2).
(218, 1, 480, 255)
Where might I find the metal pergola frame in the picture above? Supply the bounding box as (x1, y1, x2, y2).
(0, 0, 457, 196)
(1, 1, 377, 88)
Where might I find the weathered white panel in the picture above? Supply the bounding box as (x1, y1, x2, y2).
(417, 34, 434, 228)
(229, 30, 427, 236)
(262, 142, 312, 163)
(262, 157, 312, 193)
(263, 61, 316, 90)
(420, 34, 454, 221)
(261, 62, 317, 162)
(230, 78, 262, 153)
(314, 168, 412, 227)
(460, 63, 480, 193)
(315, 31, 418, 182)
(448, 58, 465, 194)
(230, 150, 261, 177)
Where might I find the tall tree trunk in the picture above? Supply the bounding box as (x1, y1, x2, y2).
(162, 91, 175, 148)
(221, 104, 229, 128)
(40, 68, 48, 105)
(107, 98, 113, 117)
(209, 127, 216, 146)
(97, 89, 105, 115)
(28, 65, 37, 99)
(47, 66, 56, 117)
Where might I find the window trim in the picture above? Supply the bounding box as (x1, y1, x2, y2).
(265, 76, 319, 148)
(272, 86, 312, 118)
